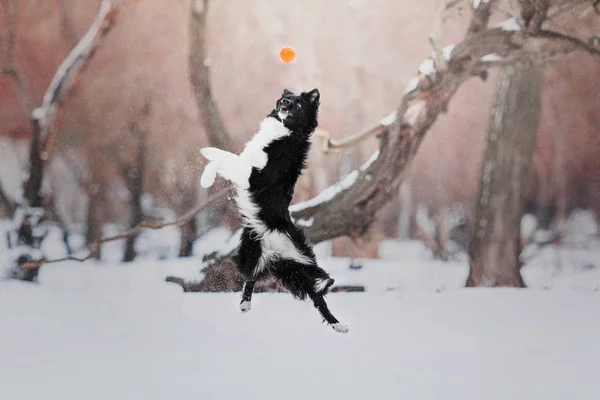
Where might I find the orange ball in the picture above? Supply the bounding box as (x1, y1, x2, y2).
(279, 46, 296, 64)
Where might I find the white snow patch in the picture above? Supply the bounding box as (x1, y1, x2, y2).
(380, 111, 397, 127)
(481, 53, 503, 62)
(360, 149, 380, 171)
(296, 217, 314, 227)
(473, 0, 489, 9)
(404, 76, 420, 94)
(418, 58, 436, 75)
(494, 17, 521, 31)
(403, 100, 426, 126)
(2, 226, 600, 399)
(521, 214, 538, 241)
(31, 107, 45, 121)
(443, 44, 456, 61)
(289, 170, 359, 212)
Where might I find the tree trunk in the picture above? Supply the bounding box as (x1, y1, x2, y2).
(122, 137, 146, 263)
(179, 217, 198, 258)
(467, 65, 543, 287)
(188, 0, 238, 232)
(85, 188, 103, 261)
(189, 0, 231, 151)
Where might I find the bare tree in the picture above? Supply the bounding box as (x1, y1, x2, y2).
(290, 0, 600, 245)
(467, 65, 543, 287)
(174, 0, 600, 291)
(122, 131, 147, 263)
(3, 0, 120, 280)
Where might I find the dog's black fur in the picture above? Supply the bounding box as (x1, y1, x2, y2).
(235, 89, 346, 332)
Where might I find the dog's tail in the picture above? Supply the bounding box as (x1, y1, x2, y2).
(200, 161, 218, 188)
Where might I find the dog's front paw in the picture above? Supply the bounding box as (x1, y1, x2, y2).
(331, 323, 349, 334)
(200, 161, 218, 188)
(240, 301, 252, 312)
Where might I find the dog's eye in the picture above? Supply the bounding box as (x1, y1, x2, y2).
(296, 103, 302, 109)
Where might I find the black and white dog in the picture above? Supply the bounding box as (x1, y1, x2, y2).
(200, 88, 348, 333)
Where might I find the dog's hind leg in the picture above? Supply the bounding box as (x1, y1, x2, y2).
(238, 228, 266, 312)
(271, 259, 349, 334)
(240, 279, 255, 312)
(310, 293, 349, 334)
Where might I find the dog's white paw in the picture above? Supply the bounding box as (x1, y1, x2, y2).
(331, 323, 349, 334)
(200, 147, 221, 160)
(200, 147, 235, 162)
(240, 301, 251, 312)
(200, 161, 218, 188)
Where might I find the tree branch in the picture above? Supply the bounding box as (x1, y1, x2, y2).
(468, 0, 497, 36)
(289, 15, 597, 244)
(311, 115, 391, 154)
(537, 29, 600, 58)
(33, 0, 120, 161)
(21, 189, 231, 269)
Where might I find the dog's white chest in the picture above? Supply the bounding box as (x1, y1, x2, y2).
(240, 117, 290, 170)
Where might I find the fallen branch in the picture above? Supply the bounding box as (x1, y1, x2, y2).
(21, 189, 230, 269)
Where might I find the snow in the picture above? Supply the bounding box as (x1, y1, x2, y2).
(473, 0, 489, 9)
(289, 148, 378, 214)
(493, 17, 522, 31)
(418, 58, 436, 75)
(2, 233, 600, 399)
(403, 100, 426, 126)
(296, 217, 314, 227)
(481, 53, 504, 62)
(443, 44, 456, 61)
(361, 149, 380, 171)
(380, 110, 397, 127)
(404, 76, 420, 94)
(289, 170, 359, 212)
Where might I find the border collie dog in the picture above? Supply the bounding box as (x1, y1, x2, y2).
(200, 89, 348, 333)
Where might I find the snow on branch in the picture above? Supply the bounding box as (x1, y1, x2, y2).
(287, 0, 600, 244)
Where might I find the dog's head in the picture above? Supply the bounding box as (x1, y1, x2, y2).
(274, 88, 320, 133)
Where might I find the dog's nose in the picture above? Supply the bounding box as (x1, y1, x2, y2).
(281, 98, 292, 109)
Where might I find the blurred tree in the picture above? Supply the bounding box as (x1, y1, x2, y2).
(2, 0, 120, 280)
(467, 65, 543, 287)
(186, 0, 237, 257)
(121, 104, 150, 263)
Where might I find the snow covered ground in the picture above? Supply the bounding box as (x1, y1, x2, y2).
(2, 220, 600, 399)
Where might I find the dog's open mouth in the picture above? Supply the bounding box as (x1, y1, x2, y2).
(278, 109, 291, 120)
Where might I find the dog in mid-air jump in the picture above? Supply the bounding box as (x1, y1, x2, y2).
(199, 88, 348, 333)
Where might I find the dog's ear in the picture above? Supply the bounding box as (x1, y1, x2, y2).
(303, 89, 320, 105)
(283, 89, 293, 96)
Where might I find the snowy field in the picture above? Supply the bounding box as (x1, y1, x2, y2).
(2, 220, 600, 399)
